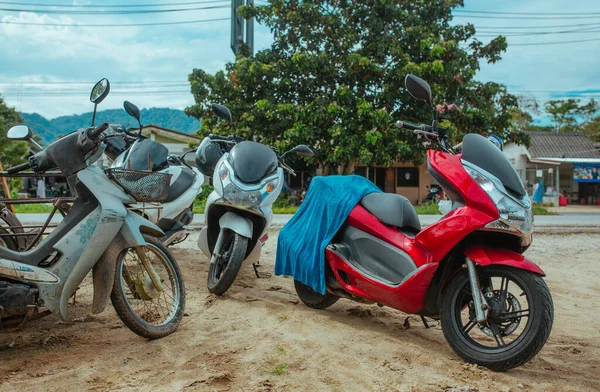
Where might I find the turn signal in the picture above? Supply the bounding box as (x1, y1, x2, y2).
(266, 182, 276, 193)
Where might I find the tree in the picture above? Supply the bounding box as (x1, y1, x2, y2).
(0, 95, 29, 197)
(544, 98, 598, 133)
(186, 0, 528, 174)
(509, 95, 540, 134)
(0, 95, 28, 166)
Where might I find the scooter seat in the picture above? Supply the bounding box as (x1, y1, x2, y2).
(360, 193, 421, 233)
(165, 166, 195, 203)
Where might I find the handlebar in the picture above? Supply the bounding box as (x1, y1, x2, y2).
(88, 123, 110, 140)
(7, 161, 31, 174)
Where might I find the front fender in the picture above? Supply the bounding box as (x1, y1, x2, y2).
(464, 245, 545, 276)
(219, 212, 253, 238)
(120, 210, 164, 246)
(91, 212, 165, 314)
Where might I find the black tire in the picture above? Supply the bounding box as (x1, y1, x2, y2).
(111, 235, 186, 339)
(0, 227, 18, 251)
(441, 266, 553, 371)
(207, 230, 248, 296)
(294, 280, 339, 309)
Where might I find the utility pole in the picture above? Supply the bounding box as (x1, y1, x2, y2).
(231, 0, 254, 55)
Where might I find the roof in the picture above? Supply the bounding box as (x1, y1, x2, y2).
(142, 124, 201, 142)
(525, 131, 600, 160)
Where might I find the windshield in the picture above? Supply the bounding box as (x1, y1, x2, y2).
(229, 141, 278, 184)
(462, 134, 526, 198)
(120, 138, 169, 171)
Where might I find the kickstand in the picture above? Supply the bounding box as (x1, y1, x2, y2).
(252, 263, 272, 279)
(420, 316, 430, 329)
(252, 263, 261, 278)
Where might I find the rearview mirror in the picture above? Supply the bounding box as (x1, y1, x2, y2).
(124, 101, 141, 124)
(405, 74, 433, 107)
(7, 124, 32, 140)
(293, 145, 314, 158)
(90, 78, 110, 104)
(211, 104, 233, 123)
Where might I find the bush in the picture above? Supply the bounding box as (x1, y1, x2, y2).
(193, 183, 214, 213)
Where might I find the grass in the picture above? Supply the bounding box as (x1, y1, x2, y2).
(12, 204, 55, 213)
(277, 314, 289, 322)
(13, 196, 554, 218)
(414, 203, 441, 215)
(272, 363, 288, 376)
(533, 205, 558, 215)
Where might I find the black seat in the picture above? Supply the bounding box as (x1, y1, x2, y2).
(165, 166, 196, 203)
(360, 193, 421, 233)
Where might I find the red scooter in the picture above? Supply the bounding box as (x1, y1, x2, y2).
(293, 75, 553, 371)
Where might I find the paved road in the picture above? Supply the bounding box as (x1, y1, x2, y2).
(15, 212, 600, 228)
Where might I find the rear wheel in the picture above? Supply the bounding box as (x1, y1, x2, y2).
(207, 230, 248, 296)
(441, 266, 553, 371)
(294, 280, 339, 309)
(0, 227, 18, 251)
(111, 235, 185, 339)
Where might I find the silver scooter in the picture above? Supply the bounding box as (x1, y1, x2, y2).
(0, 79, 185, 338)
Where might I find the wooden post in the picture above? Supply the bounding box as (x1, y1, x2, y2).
(0, 161, 15, 213)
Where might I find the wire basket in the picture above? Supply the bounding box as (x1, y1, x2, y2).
(105, 168, 172, 203)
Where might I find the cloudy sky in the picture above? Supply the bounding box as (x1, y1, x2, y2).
(0, 0, 599, 120)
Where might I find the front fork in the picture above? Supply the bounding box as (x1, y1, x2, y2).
(465, 257, 489, 323)
(210, 228, 227, 265)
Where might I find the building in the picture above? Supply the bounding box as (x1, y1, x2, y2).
(353, 163, 431, 205)
(504, 131, 600, 206)
(141, 124, 202, 166)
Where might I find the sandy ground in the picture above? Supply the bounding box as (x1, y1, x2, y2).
(1, 232, 599, 392)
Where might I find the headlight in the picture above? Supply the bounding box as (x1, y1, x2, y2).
(223, 183, 263, 207)
(464, 165, 533, 235)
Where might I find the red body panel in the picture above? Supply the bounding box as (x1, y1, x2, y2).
(427, 150, 499, 219)
(327, 248, 438, 314)
(464, 245, 545, 276)
(415, 206, 495, 262)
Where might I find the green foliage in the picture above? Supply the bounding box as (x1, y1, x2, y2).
(193, 183, 214, 213)
(12, 204, 55, 213)
(414, 202, 442, 215)
(20, 108, 201, 144)
(520, 97, 600, 141)
(0, 95, 29, 173)
(532, 205, 558, 215)
(544, 99, 598, 133)
(186, 0, 524, 174)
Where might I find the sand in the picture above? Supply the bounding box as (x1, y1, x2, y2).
(1, 232, 599, 391)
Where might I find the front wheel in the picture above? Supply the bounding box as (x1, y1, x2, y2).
(111, 235, 186, 339)
(441, 266, 553, 371)
(207, 230, 248, 296)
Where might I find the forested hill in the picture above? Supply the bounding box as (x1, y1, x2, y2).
(20, 108, 201, 144)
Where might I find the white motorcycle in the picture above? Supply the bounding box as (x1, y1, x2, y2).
(104, 101, 204, 246)
(196, 104, 313, 295)
(0, 79, 185, 338)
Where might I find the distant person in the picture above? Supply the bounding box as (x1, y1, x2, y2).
(592, 168, 599, 180)
(36, 178, 46, 198)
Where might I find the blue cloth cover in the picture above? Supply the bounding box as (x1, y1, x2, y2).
(275, 175, 381, 294)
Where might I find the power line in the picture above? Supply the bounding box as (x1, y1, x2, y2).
(475, 22, 600, 29)
(0, 0, 228, 7)
(454, 14, 600, 20)
(509, 37, 600, 46)
(476, 26, 600, 37)
(0, 4, 229, 14)
(455, 10, 600, 16)
(0, 17, 229, 27)
(0, 81, 188, 85)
